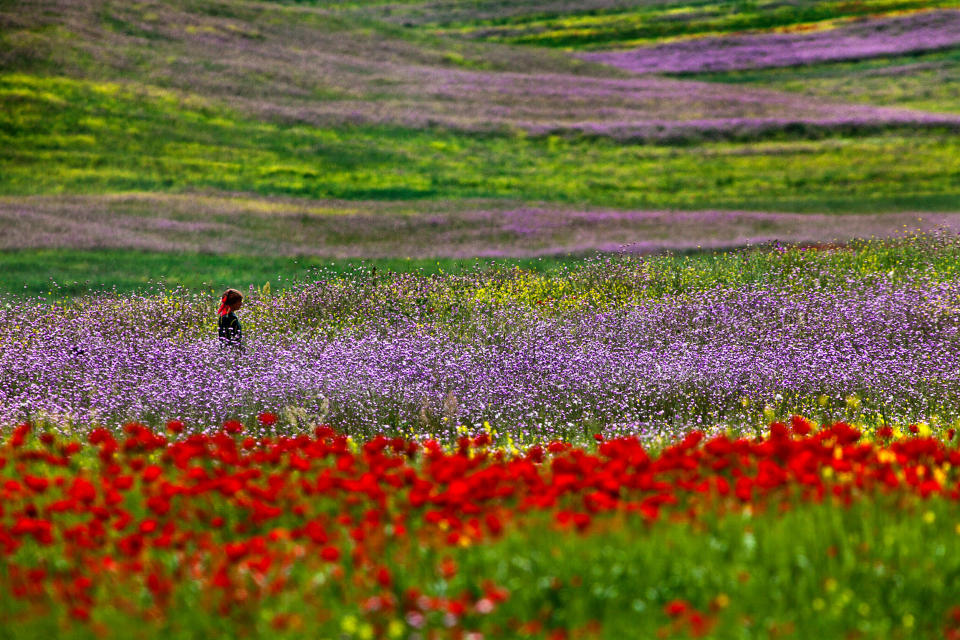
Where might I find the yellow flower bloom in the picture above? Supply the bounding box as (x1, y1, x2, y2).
(341, 615, 358, 634)
(387, 620, 405, 639)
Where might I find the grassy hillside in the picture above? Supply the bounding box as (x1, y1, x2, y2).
(343, 0, 960, 48)
(4, 73, 959, 208)
(7, 228, 957, 297)
(0, 248, 582, 297)
(684, 47, 960, 114)
(2, 0, 959, 293)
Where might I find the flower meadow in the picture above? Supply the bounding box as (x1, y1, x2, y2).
(4, 415, 960, 639)
(371, 0, 959, 50)
(6, 237, 960, 440)
(580, 10, 960, 75)
(6, 238, 960, 637)
(6, 0, 960, 635)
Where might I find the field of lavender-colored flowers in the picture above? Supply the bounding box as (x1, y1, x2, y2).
(580, 10, 960, 74)
(5, 238, 960, 440)
(3, 193, 955, 259)
(355, 0, 959, 49)
(5, 1, 960, 145)
(4, 1, 960, 434)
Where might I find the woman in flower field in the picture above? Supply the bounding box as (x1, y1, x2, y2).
(217, 288, 243, 352)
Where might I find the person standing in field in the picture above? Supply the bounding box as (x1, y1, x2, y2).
(217, 288, 243, 353)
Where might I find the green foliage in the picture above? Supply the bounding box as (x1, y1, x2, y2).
(16, 233, 960, 298)
(8, 232, 960, 307)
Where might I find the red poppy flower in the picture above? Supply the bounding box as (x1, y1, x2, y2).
(320, 546, 340, 562)
(223, 420, 244, 434)
(257, 412, 277, 427)
(664, 599, 690, 618)
(69, 606, 90, 622)
(23, 475, 48, 493)
(790, 415, 813, 436)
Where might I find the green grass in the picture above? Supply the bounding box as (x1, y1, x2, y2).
(6, 233, 959, 299)
(3, 74, 960, 215)
(687, 47, 960, 114)
(0, 248, 579, 297)
(457, 496, 960, 639)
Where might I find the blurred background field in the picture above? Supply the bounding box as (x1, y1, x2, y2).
(2, 0, 959, 295)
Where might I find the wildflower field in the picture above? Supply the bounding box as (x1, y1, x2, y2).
(5, 0, 960, 637)
(5, 237, 960, 638)
(5, 415, 960, 639)
(10, 236, 960, 437)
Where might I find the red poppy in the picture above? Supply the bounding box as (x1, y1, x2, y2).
(664, 599, 690, 618)
(320, 546, 340, 562)
(257, 412, 277, 427)
(223, 420, 244, 434)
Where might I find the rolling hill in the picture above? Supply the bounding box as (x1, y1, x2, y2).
(2, 0, 959, 292)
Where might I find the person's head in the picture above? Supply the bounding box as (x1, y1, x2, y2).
(217, 289, 243, 315)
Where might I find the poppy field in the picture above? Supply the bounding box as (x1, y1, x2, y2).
(4, 414, 960, 639)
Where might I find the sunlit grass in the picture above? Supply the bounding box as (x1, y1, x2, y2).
(6, 232, 960, 297)
(687, 47, 960, 114)
(411, 0, 959, 49)
(0, 249, 576, 297)
(3, 74, 959, 213)
(8, 231, 960, 301)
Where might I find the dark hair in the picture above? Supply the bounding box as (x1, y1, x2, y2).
(217, 288, 243, 316)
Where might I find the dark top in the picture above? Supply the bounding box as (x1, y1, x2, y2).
(218, 312, 242, 351)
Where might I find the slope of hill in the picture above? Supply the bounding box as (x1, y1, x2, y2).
(8, 0, 958, 135)
(2, 0, 959, 292)
(341, 0, 960, 49)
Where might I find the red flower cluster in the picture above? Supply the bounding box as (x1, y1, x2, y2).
(1, 416, 959, 635)
(662, 599, 714, 638)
